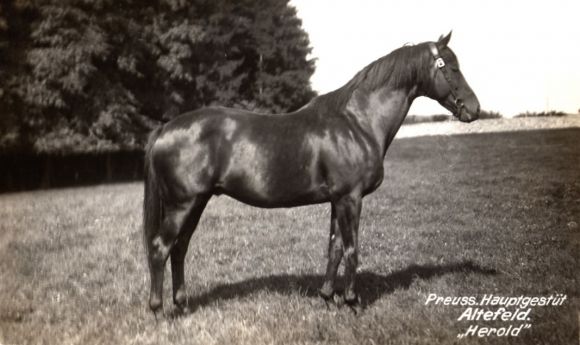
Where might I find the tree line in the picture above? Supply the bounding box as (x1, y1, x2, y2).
(0, 0, 315, 154)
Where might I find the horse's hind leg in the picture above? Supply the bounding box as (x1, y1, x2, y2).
(147, 202, 193, 315)
(170, 194, 210, 312)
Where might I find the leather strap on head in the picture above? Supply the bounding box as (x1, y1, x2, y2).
(428, 42, 464, 114)
(429, 43, 446, 68)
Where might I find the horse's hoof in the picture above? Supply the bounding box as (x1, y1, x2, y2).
(333, 293, 346, 308)
(149, 298, 162, 319)
(347, 303, 362, 315)
(318, 288, 334, 302)
(150, 308, 162, 322)
(344, 294, 362, 314)
(344, 293, 360, 306)
(174, 303, 191, 315)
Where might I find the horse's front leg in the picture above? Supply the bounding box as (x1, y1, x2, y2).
(335, 192, 362, 305)
(320, 203, 342, 301)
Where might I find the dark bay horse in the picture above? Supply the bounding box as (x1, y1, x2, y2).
(143, 32, 480, 315)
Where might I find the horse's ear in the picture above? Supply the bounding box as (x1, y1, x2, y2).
(438, 31, 452, 47)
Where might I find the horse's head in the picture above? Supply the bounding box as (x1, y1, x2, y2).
(425, 32, 480, 122)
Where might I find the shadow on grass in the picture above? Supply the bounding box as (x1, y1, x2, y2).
(175, 261, 496, 316)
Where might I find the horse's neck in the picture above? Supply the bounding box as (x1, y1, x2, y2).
(345, 85, 419, 156)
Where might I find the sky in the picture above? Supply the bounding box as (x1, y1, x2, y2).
(290, 0, 580, 116)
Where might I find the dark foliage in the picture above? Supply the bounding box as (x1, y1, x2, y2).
(403, 109, 503, 125)
(478, 109, 503, 119)
(0, 150, 143, 191)
(514, 110, 567, 118)
(403, 114, 452, 125)
(0, 0, 315, 153)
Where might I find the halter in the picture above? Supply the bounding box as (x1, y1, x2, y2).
(428, 43, 464, 116)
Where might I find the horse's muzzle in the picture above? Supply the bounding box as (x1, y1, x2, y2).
(457, 94, 480, 123)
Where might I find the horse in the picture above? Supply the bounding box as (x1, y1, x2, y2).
(143, 32, 480, 315)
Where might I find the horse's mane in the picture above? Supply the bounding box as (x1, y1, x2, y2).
(311, 42, 433, 111)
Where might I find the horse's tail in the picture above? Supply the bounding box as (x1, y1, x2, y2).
(143, 126, 163, 259)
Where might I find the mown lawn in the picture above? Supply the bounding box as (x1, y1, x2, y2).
(0, 128, 578, 345)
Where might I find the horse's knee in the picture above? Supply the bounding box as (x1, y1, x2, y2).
(343, 246, 357, 266)
(330, 236, 343, 251)
(147, 239, 168, 269)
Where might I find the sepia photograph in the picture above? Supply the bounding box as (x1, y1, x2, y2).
(0, 0, 578, 344)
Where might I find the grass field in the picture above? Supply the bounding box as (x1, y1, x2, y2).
(0, 128, 578, 345)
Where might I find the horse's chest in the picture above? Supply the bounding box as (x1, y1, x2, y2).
(324, 146, 383, 195)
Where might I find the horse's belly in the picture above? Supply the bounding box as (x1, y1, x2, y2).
(224, 188, 330, 208)
(218, 168, 329, 208)
(214, 134, 329, 207)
